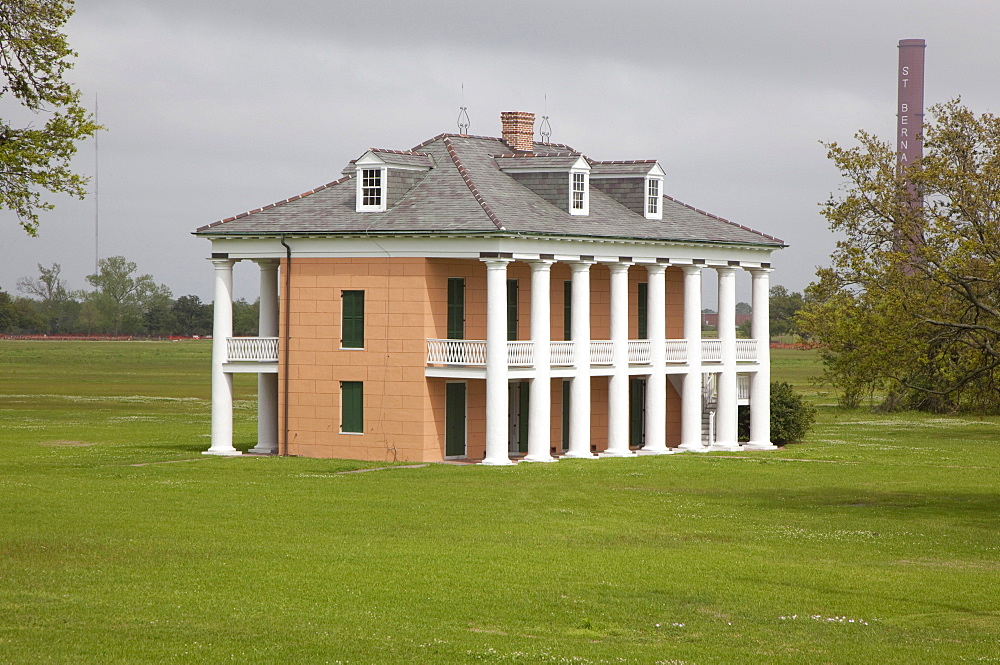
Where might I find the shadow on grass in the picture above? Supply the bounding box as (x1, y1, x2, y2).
(736, 487, 1000, 519)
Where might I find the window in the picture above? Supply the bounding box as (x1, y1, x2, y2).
(637, 282, 648, 339)
(563, 280, 572, 340)
(341, 290, 364, 348)
(447, 278, 465, 339)
(507, 279, 518, 341)
(645, 177, 662, 219)
(569, 170, 588, 215)
(341, 381, 363, 433)
(356, 167, 386, 212)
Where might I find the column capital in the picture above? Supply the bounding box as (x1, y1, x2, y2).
(680, 264, 702, 276)
(715, 265, 737, 276)
(210, 257, 235, 269)
(568, 259, 595, 271)
(481, 257, 513, 268)
(645, 263, 667, 276)
(527, 258, 556, 269)
(252, 258, 280, 267)
(606, 261, 632, 274)
(745, 266, 774, 276)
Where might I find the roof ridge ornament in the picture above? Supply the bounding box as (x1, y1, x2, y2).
(457, 106, 470, 135)
(539, 115, 552, 143)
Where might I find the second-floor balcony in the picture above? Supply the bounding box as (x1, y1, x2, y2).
(426, 338, 759, 368)
(226, 336, 279, 363)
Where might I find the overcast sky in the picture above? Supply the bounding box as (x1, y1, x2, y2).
(2, 0, 999, 303)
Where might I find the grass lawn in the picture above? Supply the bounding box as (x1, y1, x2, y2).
(1, 342, 997, 663)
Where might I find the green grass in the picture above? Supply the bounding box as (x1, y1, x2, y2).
(1, 342, 998, 663)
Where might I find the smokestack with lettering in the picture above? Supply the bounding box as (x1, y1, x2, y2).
(896, 38, 926, 266)
(897, 39, 926, 173)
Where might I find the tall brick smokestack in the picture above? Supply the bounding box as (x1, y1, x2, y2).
(501, 111, 535, 152)
(897, 39, 926, 171)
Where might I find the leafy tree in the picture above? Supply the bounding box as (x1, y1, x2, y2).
(232, 298, 259, 336)
(85, 256, 170, 336)
(799, 99, 1000, 412)
(1, 0, 102, 235)
(0, 288, 44, 333)
(171, 295, 212, 336)
(16, 262, 75, 332)
(735, 301, 751, 315)
(769, 285, 806, 337)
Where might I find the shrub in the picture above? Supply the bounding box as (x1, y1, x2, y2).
(738, 381, 816, 444)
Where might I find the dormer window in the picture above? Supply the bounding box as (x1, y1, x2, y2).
(362, 169, 382, 206)
(568, 164, 589, 216)
(645, 176, 663, 220)
(357, 167, 386, 212)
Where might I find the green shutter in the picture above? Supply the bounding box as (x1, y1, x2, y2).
(518, 380, 530, 453)
(638, 282, 648, 340)
(447, 278, 465, 340)
(445, 383, 466, 457)
(342, 291, 364, 348)
(563, 281, 572, 341)
(507, 279, 518, 341)
(341, 381, 363, 433)
(561, 380, 570, 450)
(629, 378, 645, 448)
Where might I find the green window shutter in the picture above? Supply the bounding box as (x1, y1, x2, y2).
(561, 380, 571, 450)
(638, 282, 648, 339)
(507, 279, 518, 341)
(341, 381, 363, 433)
(563, 281, 572, 341)
(342, 291, 364, 348)
(447, 278, 465, 340)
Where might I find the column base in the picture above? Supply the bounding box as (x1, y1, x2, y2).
(522, 455, 558, 463)
(203, 448, 242, 456)
(599, 449, 637, 458)
(561, 451, 598, 459)
(479, 457, 516, 466)
(249, 443, 278, 455)
(675, 443, 710, 453)
(637, 447, 674, 455)
(743, 441, 778, 451)
(709, 441, 743, 452)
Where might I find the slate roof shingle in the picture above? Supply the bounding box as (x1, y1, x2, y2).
(195, 133, 783, 247)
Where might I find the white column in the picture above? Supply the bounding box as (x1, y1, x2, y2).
(640, 263, 670, 454)
(603, 262, 635, 457)
(677, 265, 707, 451)
(251, 260, 280, 455)
(745, 268, 777, 450)
(564, 260, 597, 458)
(205, 258, 240, 456)
(713, 265, 741, 450)
(524, 259, 556, 462)
(481, 258, 514, 465)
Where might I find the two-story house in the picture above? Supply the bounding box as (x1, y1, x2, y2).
(195, 111, 784, 464)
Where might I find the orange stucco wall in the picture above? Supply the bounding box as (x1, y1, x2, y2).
(277, 257, 688, 462)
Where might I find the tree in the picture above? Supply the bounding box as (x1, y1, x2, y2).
(16, 262, 75, 332)
(769, 285, 806, 337)
(799, 99, 1000, 412)
(232, 298, 259, 336)
(1, 0, 101, 235)
(171, 295, 212, 336)
(735, 301, 751, 315)
(85, 256, 170, 336)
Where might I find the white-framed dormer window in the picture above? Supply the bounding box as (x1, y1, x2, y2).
(568, 159, 590, 216)
(645, 176, 663, 220)
(357, 167, 386, 212)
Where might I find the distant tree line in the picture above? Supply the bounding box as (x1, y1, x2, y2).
(0, 258, 259, 336)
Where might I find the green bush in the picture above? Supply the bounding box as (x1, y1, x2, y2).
(738, 381, 816, 444)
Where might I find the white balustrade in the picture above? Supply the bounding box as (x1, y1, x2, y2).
(226, 337, 279, 362)
(426, 339, 487, 366)
(736, 339, 759, 362)
(665, 339, 688, 363)
(506, 341, 534, 366)
(628, 340, 651, 364)
(590, 340, 614, 365)
(701, 339, 722, 362)
(550, 341, 575, 366)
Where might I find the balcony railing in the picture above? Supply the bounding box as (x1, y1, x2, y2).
(226, 336, 279, 362)
(665, 339, 688, 363)
(701, 339, 722, 362)
(628, 340, 651, 364)
(736, 339, 758, 362)
(550, 341, 575, 366)
(426, 338, 757, 368)
(590, 340, 613, 365)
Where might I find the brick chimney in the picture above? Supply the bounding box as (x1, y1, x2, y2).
(500, 111, 535, 152)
